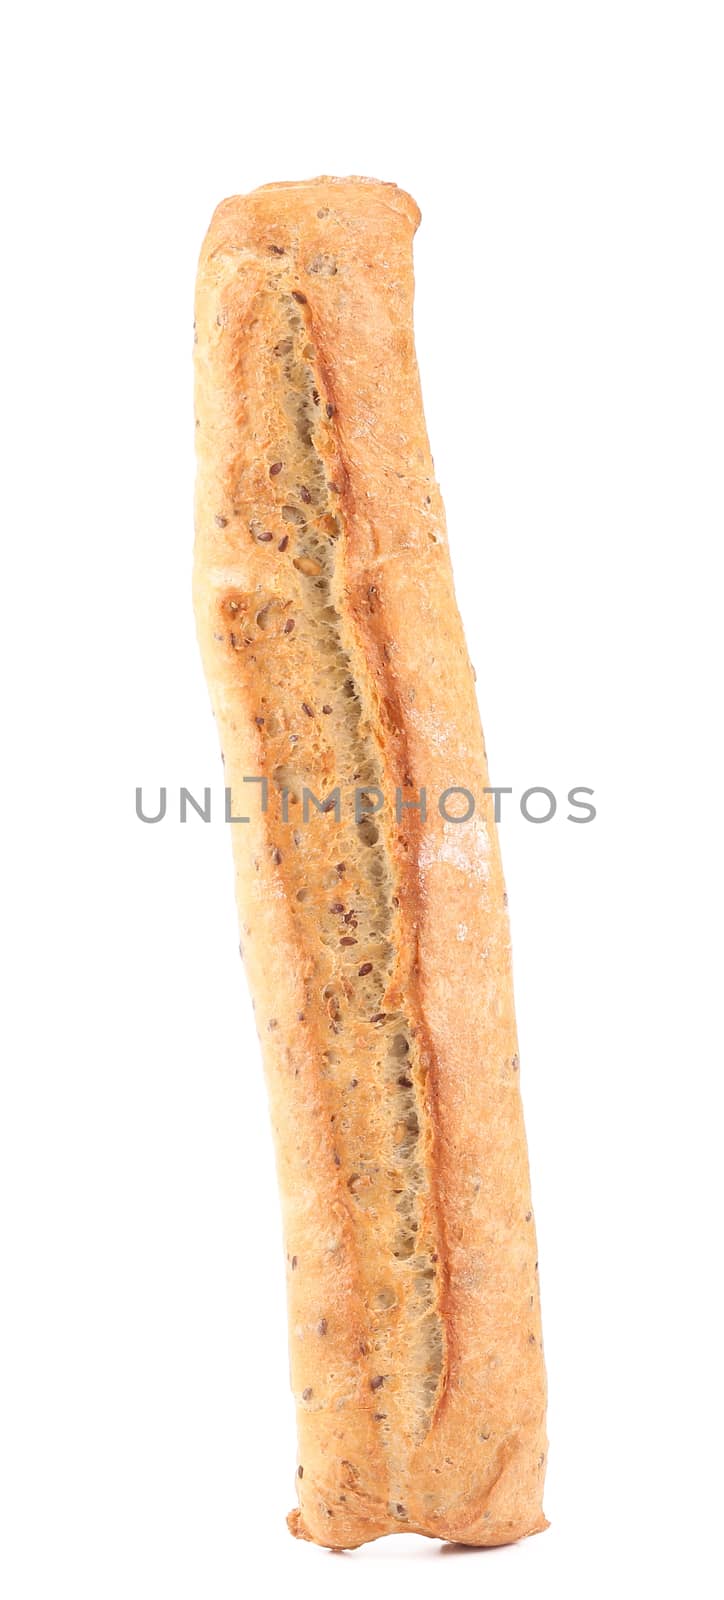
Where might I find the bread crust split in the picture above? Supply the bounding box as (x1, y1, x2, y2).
(193, 175, 548, 1549)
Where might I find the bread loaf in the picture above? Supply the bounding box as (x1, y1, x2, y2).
(193, 175, 547, 1548)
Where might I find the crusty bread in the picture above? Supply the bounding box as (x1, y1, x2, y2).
(193, 175, 547, 1549)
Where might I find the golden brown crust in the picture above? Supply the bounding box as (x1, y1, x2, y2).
(193, 175, 547, 1548)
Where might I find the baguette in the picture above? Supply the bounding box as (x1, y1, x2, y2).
(193, 175, 547, 1549)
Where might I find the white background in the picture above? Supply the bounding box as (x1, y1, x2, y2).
(2, 3, 722, 1596)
